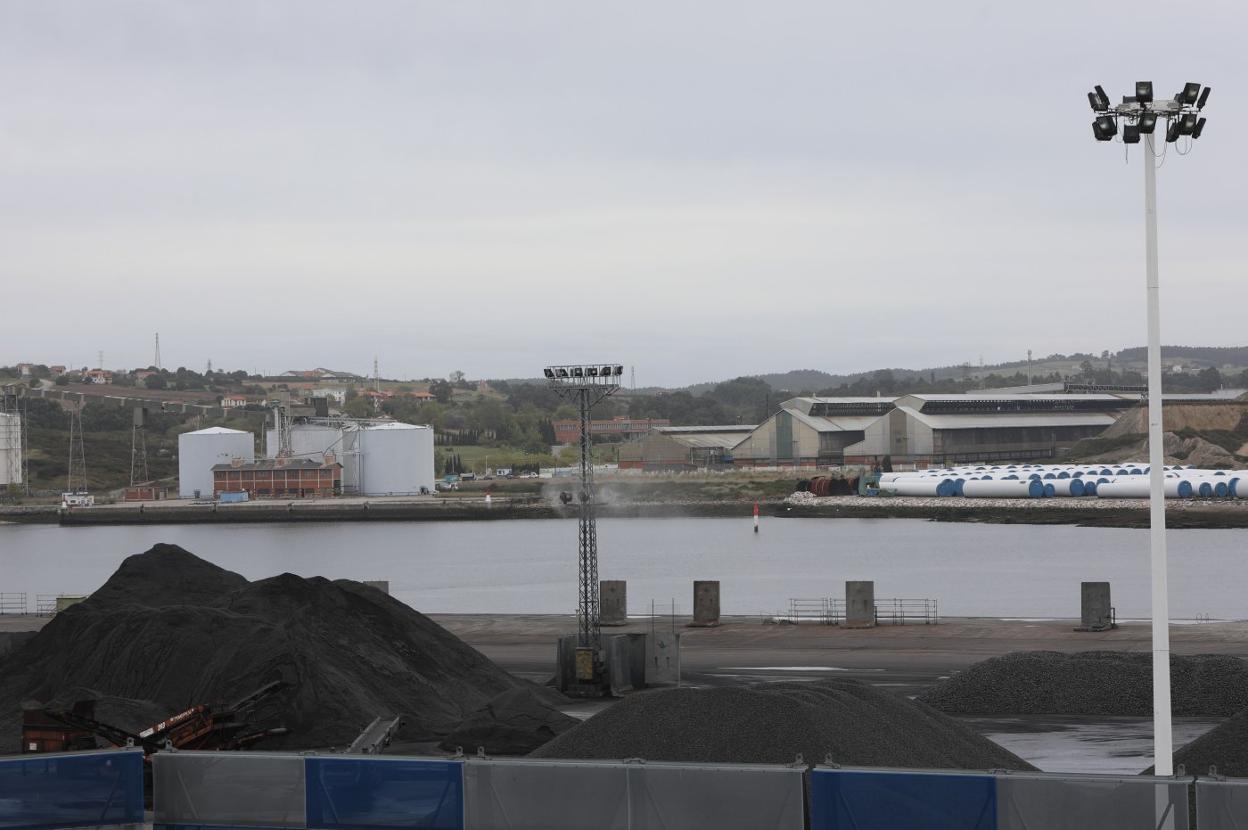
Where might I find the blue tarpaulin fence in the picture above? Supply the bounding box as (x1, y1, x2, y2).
(809, 767, 1191, 830)
(16, 748, 1248, 830)
(0, 748, 144, 830)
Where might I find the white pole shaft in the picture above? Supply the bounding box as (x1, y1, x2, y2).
(1143, 132, 1174, 778)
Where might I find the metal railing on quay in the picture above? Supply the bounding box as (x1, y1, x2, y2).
(875, 598, 939, 625)
(787, 598, 840, 625)
(0, 592, 26, 614)
(785, 598, 939, 626)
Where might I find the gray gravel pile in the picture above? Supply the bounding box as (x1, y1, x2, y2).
(920, 651, 1248, 716)
(1171, 708, 1248, 777)
(530, 679, 1033, 770)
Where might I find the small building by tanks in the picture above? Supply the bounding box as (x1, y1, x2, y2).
(618, 425, 756, 471)
(211, 458, 342, 499)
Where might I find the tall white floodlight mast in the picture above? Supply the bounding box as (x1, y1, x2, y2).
(1087, 80, 1210, 785)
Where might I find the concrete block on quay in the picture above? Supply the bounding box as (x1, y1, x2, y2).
(846, 580, 876, 628)
(1076, 581, 1116, 632)
(691, 580, 720, 627)
(600, 580, 627, 626)
(645, 631, 681, 685)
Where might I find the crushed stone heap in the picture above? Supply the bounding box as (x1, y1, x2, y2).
(919, 651, 1248, 717)
(530, 679, 1033, 770)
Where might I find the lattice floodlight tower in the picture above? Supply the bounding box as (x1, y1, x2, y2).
(545, 364, 624, 656)
(1088, 80, 1210, 780)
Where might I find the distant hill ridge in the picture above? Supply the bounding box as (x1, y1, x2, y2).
(500, 345, 1248, 394)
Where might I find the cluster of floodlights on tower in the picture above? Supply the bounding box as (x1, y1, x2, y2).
(544, 365, 625, 380)
(1088, 81, 1210, 144)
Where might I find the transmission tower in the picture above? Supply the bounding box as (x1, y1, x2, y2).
(130, 407, 149, 486)
(66, 403, 88, 493)
(544, 363, 624, 656)
(154, 332, 161, 370)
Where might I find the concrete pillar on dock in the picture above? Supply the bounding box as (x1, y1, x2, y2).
(845, 580, 876, 628)
(1077, 581, 1115, 632)
(600, 580, 627, 626)
(607, 635, 634, 695)
(555, 636, 576, 692)
(691, 580, 720, 627)
(363, 580, 390, 595)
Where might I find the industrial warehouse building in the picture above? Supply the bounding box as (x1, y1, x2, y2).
(212, 458, 342, 499)
(618, 425, 756, 470)
(883, 394, 1132, 464)
(553, 416, 671, 444)
(731, 397, 897, 467)
(727, 394, 1136, 467)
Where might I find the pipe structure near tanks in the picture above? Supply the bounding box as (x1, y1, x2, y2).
(960, 479, 1044, 498)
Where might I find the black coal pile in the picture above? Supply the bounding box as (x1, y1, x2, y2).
(919, 651, 1248, 716)
(440, 687, 579, 755)
(530, 679, 1033, 770)
(0, 544, 543, 751)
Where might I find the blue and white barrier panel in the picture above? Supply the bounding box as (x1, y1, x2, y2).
(809, 767, 997, 830)
(1197, 778, 1248, 830)
(304, 756, 463, 830)
(154, 751, 307, 830)
(809, 767, 1191, 830)
(462, 758, 805, 830)
(0, 748, 144, 830)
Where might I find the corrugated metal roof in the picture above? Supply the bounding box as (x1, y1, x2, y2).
(212, 458, 341, 471)
(666, 432, 747, 449)
(657, 425, 756, 434)
(903, 393, 1124, 402)
(899, 406, 1116, 429)
(977, 383, 1068, 394)
(786, 409, 883, 433)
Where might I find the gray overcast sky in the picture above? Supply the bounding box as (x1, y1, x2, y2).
(1, 1, 1243, 387)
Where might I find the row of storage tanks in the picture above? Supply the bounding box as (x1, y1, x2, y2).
(878, 463, 1246, 499)
(177, 422, 435, 499)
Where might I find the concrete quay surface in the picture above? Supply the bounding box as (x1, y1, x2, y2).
(6, 611, 1248, 698)
(430, 614, 1248, 697)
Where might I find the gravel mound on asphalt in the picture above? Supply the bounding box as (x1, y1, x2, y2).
(919, 651, 1248, 716)
(0, 543, 545, 751)
(1171, 708, 1248, 777)
(529, 679, 1033, 770)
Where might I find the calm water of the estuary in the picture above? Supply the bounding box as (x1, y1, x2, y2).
(1, 517, 1246, 619)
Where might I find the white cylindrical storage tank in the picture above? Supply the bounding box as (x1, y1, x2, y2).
(961, 479, 1043, 498)
(178, 427, 255, 498)
(0, 412, 21, 486)
(358, 422, 435, 495)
